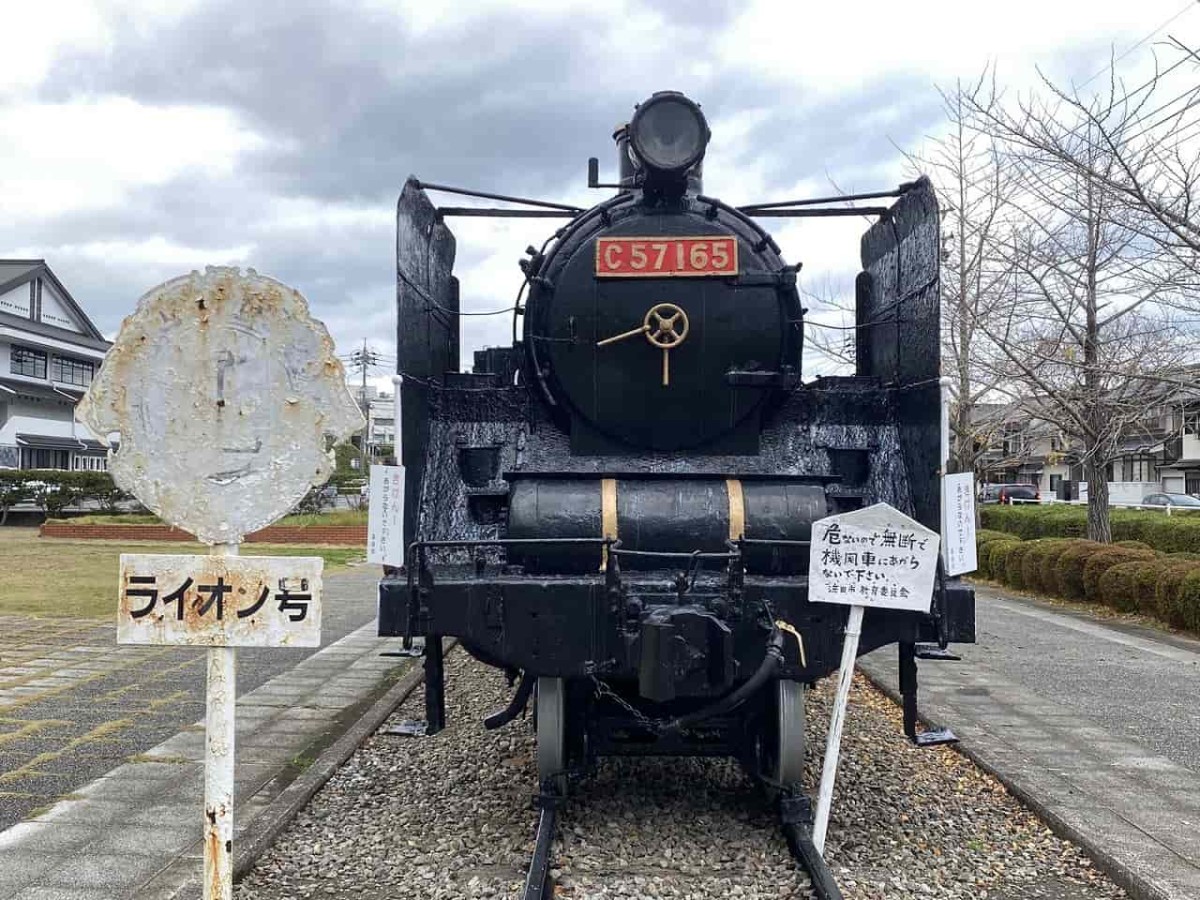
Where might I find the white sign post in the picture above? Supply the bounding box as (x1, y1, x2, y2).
(807, 503, 940, 852)
(79, 268, 363, 900)
(367, 464, 405, 567)
(942, 472, 978, 576)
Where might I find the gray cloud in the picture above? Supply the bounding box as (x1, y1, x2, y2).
(17, 0, 940, 364)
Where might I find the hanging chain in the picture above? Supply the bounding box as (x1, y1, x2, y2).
(590, 676, 669, 734)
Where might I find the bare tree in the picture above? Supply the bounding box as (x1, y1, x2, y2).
(970, 73, 1199, 541)
(908, 72, 1019, 476)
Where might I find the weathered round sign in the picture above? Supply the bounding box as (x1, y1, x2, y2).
(79, 267, 365, 544)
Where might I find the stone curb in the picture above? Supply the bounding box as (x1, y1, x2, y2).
(857, 662, 1171, 900)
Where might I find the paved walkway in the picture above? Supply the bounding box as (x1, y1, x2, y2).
(861, 584, 1200, 900)
(0, 565, 381, 828)
(0, 565, 410, 900)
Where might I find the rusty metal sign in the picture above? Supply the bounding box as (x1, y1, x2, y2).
(78, 267, 364, 545)
(118, 554, 322, 647)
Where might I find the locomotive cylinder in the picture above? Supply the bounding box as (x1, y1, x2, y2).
(506, 477, 826, 575)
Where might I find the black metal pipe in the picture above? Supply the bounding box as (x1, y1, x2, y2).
(484, 672, 536, 730)
(739, 184, 913, 211)
(782, 823, 845, 900)
(743, 207, 891, 218)
(416, 179, 583, 212)
(438, 208, 578, 218)
(663, 628, 784, 732)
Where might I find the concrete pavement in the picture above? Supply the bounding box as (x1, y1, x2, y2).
(0, 565, 414, 900)
(861, 583, 1200, 900)
(0, 565, 381, 828)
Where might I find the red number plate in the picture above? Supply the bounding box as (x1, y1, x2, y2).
(594, 236, 738, 278)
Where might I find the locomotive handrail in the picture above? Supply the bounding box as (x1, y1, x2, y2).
(609, 548, 739, 560)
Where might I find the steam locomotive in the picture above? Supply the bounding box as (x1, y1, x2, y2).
(378, 91, 974, 794)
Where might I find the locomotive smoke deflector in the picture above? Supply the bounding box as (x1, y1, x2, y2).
(627, 91, 710, 196)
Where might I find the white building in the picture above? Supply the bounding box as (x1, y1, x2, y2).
(0, 260, 111, 470)
(368, 394, 395, 454)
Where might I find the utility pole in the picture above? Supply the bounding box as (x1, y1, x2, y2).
(344, 341, 381, 473)
(359, 339, 369, 473)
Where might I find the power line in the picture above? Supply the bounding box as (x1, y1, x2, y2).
(1075, 1, 1199, 91)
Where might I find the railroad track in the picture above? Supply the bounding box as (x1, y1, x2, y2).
(236, 650, 1130, 900)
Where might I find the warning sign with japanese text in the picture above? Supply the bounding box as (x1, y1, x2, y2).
(942, 473, 978, 576)
(367, 464, 405, 567)
(118, 554, 322, 647)
(808, 504, 940, 613)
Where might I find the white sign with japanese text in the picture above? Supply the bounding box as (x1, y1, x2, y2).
(367, 464, 405, 566)
(118, 554, 322, 647)
(808, 503, 940, 613)
(942, 473, 977, 576)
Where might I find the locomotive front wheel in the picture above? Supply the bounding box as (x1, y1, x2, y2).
(535, 677, 567, 793)
(761, 678, 806, 788)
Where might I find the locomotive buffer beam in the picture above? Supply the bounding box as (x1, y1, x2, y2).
(780, 791, 845, 900)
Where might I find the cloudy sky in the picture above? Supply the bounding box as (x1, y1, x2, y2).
(3, 0, 1198, 387)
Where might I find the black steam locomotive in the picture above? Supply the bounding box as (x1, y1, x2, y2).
(378, 91, 974, 797)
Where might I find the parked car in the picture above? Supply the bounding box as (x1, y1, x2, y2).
(1141, 492, 1200, 509)
(980, 483, 1040, 505)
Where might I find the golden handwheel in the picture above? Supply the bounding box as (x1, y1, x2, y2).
(595, 302, 690, 386)
(643, 303, 689, 386)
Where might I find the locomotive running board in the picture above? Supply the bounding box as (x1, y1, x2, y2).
(780, 792, 845, 900)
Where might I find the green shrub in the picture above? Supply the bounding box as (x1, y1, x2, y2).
(1083, 547, 1156, 603)
(1133, 563, 1171, 616)
(1039, 541, 1079, 594)
(1004, 541, 1039, 589)
(1154, 561, 1200, 625)
(1173, 570, 1200, 633)
(1097, 561, 1159, 612)
(977, 529, 1013, 547)
(1114, 540, 1153, 552)
(1053, 541, 1106, 600)
(979, 505, 1200, 553)
(1021, 539, 1073, 593)
(983, 540, 1022, 581)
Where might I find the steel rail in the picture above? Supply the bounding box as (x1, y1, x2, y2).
(522, 794, 560, 900)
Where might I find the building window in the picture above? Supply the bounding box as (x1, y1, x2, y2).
(20, 447, 70, 470)
(1185, 411, 1200, 435)
(11, 346, 47, 379)
(72, 454, 107, 472)
(51, 356, 94, 387)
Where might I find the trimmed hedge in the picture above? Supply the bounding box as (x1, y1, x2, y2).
(972, 525, 1200, 636)
(1054, 542, 1106, 600)
(1096, 561, 1156, 612)
(981, 504, 1200, 553)
(982, 539, 1022, 580)
(1082, 547, 1156, 602)
(0, 469, 129, 520)
(1021, 539, 1073, 593)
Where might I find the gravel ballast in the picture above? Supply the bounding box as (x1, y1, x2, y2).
(237, 651, 1129, 899)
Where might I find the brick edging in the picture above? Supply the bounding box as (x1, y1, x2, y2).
(39, 522, 367, 545)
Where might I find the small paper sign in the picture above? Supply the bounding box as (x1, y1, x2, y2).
(808, 503, 940, 613)
(942, 473, 977, 576)
(367, 464, 405, 566)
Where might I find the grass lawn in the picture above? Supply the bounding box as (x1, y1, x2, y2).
(51, 508, 368, 527)
(0, 528, 366, 619)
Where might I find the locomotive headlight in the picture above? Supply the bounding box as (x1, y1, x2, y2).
(628, 91, 710, 180)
